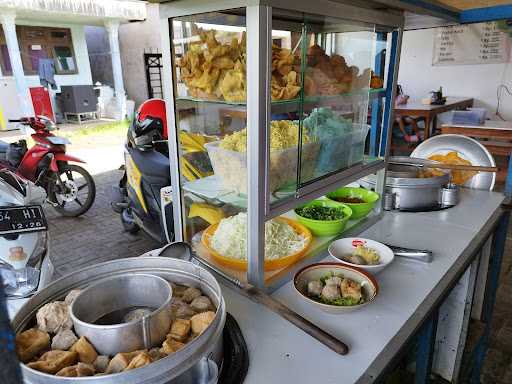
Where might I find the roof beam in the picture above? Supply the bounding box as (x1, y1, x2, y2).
(370, 0, 460, 22)
(461, 5, 512, 23)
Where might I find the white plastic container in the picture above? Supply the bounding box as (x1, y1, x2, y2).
(205, 141, 320, 194)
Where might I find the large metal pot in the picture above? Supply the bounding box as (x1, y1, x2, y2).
(362, 164, 451, 210)
(12, 257, 226, 384)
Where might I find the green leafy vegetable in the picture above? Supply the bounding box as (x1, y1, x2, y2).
(295, 205, 344, 221)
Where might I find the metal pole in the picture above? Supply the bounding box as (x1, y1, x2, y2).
(380, 28, 403, 158)
(415, 308, 439, 384)
(246, 5, 271, 288)
(370, 32, 386, 157)
(161, 16, 185, 242)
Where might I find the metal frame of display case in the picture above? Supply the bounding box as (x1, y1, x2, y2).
(160, 0, 405, 289)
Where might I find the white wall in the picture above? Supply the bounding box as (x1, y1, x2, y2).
(119, 3, 161, 106)
(398, 28, 512, 121)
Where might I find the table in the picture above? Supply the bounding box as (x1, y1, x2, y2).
(442, 120, 512, 182)
(394, 97, 474, 140)
(222, 189, 506, 383)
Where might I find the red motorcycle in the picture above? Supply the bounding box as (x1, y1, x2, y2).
(0, 116, 95, 217)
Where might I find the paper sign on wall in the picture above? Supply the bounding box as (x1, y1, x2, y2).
(433, 22, 511, 66)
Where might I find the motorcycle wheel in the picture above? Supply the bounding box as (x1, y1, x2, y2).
(48, 164, 96, 217)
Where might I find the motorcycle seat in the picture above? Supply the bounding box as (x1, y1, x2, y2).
(130, 147, 172, 184)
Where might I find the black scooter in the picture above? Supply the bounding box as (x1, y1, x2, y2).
(111, 100, 174, 244)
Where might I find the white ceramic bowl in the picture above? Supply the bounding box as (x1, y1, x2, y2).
(328, 237, 394, 274)
(293, 263, 379, 314)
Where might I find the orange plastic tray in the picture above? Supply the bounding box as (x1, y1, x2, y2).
(201, 217, 313, 271)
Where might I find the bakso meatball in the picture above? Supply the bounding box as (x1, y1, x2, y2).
(325, 276, 343, 287)
(190, 296, 213, 313)
(307, 280, 323, 297)
(340, 278, 362, 302)
(182, 287, 202, 303)
(321, 284, 341, 301)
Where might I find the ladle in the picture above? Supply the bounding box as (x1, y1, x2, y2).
(158, 242, 350, 356)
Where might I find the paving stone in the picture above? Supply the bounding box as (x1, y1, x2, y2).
(47, 169, 159, 276)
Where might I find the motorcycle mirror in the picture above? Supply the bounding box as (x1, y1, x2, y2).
(20, 126, 35, 136)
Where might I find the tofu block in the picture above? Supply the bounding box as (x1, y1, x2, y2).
(161, 338, 185, 355)
(16, 328, 50, 363)
(56, 362, 95, 377)
(106, 350, 146, 374)
(70, 336, 98, 364)
(190, 311, 215, 335)
(27, 350, 78, 374)
(169, 319, 191, 341)
(124, 352, 152, 371)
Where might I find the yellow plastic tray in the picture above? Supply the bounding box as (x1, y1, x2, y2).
(201, 217, 313, 271)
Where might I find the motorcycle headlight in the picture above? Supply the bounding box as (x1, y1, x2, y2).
(0, 231, 48, 298)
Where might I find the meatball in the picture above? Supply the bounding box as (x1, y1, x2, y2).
(36, 301, 73, 333)
(321, 284, 341, 301)
(51, 329, 78, 350)
(182, 287, 202, 303)
(307, 280, 323, 297)
(190, 296, 213, 313)
(340, 279, 362, 302)
(325, 276, 343, 287)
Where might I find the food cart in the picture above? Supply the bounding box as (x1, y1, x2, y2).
(10, 1, 512, 384)
(157, 0, 512, 382)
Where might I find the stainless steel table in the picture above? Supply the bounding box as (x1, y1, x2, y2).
(221, 188, 506, 384)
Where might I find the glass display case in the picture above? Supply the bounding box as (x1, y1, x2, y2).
(160, 1, 403, 290)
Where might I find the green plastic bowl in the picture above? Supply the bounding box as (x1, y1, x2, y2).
(326, 187, 380, 219)
(294, 200, 352, 237)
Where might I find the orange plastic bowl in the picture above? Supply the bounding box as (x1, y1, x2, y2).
(201, 217, 313, 271)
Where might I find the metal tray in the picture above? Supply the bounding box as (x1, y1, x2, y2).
(411, 134, 496, 190)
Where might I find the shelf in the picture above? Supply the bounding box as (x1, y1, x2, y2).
(190, 210, 383, 292)
(175, 88, 386, 115)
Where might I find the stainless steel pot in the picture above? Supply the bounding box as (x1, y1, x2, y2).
(362, 165, 452, 210)
(71, 274, 173, 356)
(12, 257, 226, 384)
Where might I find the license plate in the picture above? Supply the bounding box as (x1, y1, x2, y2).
(0, 205, 47, 235)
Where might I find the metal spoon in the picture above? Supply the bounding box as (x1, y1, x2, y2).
(158, 242, 350, 355)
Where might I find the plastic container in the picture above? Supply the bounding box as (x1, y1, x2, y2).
(294, 199, 352, 237)
(449, 108, 486, 125)
(326, 187, 380, 219)
(201, 217, 313, 271)
(205, 141, 319, 194)
(348, 124, 370, 166)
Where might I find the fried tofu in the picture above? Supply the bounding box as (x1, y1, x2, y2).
(124, 352, 152, 371)
(27, 350, 78, 374)
(161, 338, 185, 355)
(190, 311, 215, 335)
(16, 328, 50, 363)
(105, 350, 146, 374)
(169, 319, 191, 341)
(56, 362, 95, 377)
(70, 336, 98, 364)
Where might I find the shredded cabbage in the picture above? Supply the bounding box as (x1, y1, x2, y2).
(209, 212, 306, 260)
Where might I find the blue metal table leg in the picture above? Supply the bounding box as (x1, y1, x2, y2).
(415, 308, 439, 384)
(370, 32, 386, 157)
(470, 211, 510, 383)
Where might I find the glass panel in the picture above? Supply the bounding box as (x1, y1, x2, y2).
(267, 13, 304, 207)
(298, 17, 381, 186)
(54, 46, 76, 72)
(171, 11, 250, 280)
